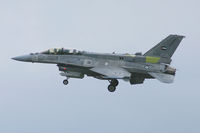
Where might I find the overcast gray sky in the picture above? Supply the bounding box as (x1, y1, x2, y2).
(0, 0, 200, 133)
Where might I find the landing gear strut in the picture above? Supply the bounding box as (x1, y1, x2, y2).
(108, 79, 119, 92)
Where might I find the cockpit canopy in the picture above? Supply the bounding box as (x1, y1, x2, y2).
(40, 48, 83, 55)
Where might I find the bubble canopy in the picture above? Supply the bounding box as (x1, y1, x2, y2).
(40, 48, 83, 55)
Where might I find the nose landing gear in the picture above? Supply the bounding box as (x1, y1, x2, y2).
(108, 79, 119, 92)
(63, 79, 69, 85)
(63, 77, 69, 85)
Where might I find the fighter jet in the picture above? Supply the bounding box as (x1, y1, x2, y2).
(12, 35, 184, 92)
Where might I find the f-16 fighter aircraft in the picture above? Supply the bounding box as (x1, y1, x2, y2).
(12, 35, 184, 92)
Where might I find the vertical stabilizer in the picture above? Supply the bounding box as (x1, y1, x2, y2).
(144, 35, 185, 63)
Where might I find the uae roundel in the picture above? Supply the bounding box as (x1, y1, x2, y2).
(161, 46, 167, 50)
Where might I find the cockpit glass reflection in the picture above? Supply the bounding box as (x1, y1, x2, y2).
(40, 48, 83, 55)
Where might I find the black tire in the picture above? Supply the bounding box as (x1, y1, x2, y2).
(63, 80, 69, 85)
(108, 85, 116, 92)
(111, 79, 119, 86)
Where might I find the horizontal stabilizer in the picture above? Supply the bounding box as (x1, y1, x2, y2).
(148, 72, 175, 83)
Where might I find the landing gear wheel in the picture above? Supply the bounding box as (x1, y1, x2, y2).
(108, 85, 116, 92)
(111, 79, 119, 86)
(63, 80, 69, 85)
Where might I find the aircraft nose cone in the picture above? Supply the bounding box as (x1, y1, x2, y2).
(12, 55, 33, 62)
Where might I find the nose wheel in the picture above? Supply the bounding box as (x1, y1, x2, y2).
(63, 79, 69, 85)
(108, 79, 119, 92)
(63, 76, 69, 85)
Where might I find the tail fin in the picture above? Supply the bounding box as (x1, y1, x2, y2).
(144, 35, 185, 63)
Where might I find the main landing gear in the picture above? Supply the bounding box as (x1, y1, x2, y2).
(108, 79, 119, 92)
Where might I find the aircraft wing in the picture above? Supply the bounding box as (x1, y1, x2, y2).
(148, 72, 174, 83)
(90, 66, 131, 79)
